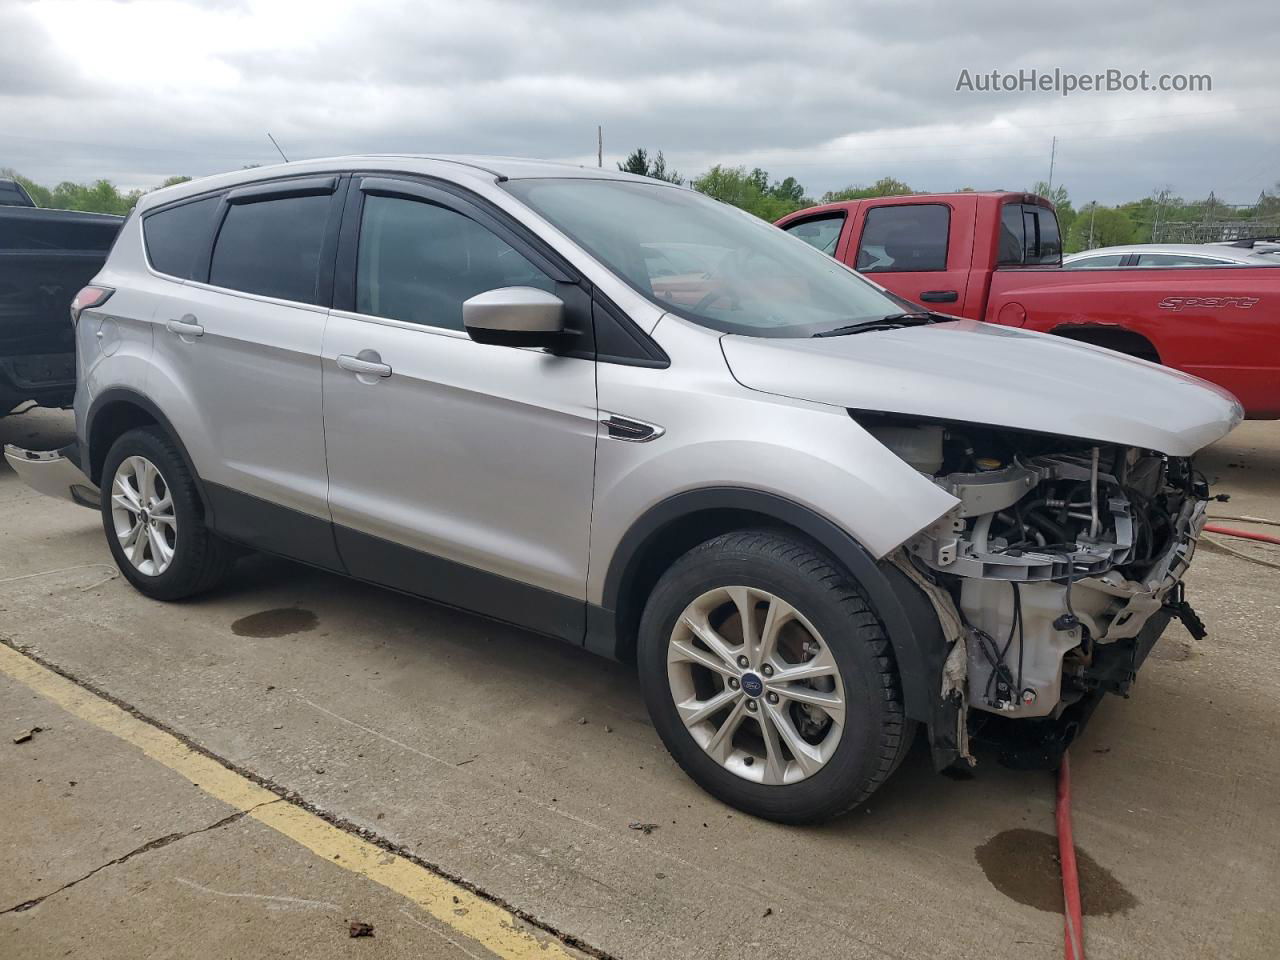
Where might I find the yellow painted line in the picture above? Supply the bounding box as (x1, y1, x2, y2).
(0, 642, 579, 960)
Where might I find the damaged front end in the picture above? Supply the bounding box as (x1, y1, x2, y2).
(864, 416, 1211, 770)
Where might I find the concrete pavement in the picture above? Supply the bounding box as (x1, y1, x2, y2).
(2, 407, 1278, 959)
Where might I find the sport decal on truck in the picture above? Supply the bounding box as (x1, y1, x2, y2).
(1158, 296, 1260, 311)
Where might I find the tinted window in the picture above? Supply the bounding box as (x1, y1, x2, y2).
(1036, 209, 1062, 262)
(1135, 253, 1228, 266)
(1063, 254, 1126, 269)
(144, 197, 219, 280)
(784, 215, 844, 255)
(0, 180, 33, 207)
(209, 194, 332, 304)
(0, 211, 121, 252)
(1000, 203, 1062, 265)
(856, 204, 949, 273)
(356, 194, 553, 331)
(999, 205, 1024, 264)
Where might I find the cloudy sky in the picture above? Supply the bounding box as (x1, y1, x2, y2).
(3, 0, 1277, 206)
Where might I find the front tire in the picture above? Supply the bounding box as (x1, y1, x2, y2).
(638, 529, 912, 824)
(101, 426, 235, 600)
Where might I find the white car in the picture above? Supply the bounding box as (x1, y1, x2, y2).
(1063, 243, 1278, 269)
(1211, 237, 1280, 256)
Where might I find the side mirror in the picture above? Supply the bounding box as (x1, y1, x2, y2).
(463, 286, 565, 348)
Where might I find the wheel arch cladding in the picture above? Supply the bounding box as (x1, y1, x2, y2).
(86, 389, 212, 519)
(600, 488, 945, 726)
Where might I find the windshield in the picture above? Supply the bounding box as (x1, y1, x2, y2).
(502, 178, 907, 337)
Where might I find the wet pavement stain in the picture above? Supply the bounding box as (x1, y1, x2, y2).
(231, 607, 319, 639)
(1150, 637, 1195, 662)
(975, 828, 1139, 916)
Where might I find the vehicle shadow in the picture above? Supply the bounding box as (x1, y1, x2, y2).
(219, 549, 1063, 839)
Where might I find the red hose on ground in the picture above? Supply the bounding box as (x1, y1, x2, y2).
(1050, 520, 1275, 958)
(1057, 751, 1085, 960)
(1204, 524, 1280, 546)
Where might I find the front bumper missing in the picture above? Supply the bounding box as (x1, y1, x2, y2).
(3, 443, 99, 509)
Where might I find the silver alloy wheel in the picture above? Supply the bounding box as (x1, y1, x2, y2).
(110, 455, 178, 577)
(667, 586, 845, 785)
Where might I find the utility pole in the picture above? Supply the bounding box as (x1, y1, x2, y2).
(1047, 136, 1056, 193)
(597, 126, 602, 168)
(1087, 202, 1096, 248)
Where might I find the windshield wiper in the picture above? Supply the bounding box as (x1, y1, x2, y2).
(811, 311, 951, 338)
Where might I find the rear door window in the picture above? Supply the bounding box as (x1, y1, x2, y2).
(209, 194, 333, 305)
(144, 197, 220, 280)
(856, 204, 949, 272)
(783, 214, 844, 255)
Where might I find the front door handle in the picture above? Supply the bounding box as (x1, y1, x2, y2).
(165, 315, 204, 337)
(336, 351, 392, 378)
(919, 290, 959, 303)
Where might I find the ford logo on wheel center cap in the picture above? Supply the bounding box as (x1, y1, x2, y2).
(740, 672, 764, 698)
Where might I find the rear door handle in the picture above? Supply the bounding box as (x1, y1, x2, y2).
(165, 316, 204, 337)
(336, 352, 392, 378)
(919, 290, 959, 303)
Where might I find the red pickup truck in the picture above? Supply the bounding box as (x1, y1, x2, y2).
(776, 192, 1280, 418)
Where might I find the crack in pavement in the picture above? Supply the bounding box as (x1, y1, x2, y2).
(0, 639, 615, 960)
(0, 799, 282, 915)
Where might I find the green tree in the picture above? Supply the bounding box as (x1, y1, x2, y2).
(690, 164, 810, 221)
(769, 176, 807, 205)
(1066, 204, 1135, 252)
(44, 179, 138, 215)
(617, 147, 682, 184)
(821, 177, 913, 203)
(1, 170, 197, 213)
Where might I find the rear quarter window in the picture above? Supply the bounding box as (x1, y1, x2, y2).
(999, 203, 1062, 266)
(143, 196, 220, 280)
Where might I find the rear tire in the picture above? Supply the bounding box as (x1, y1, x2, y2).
(638, 529, 913, 824)
(101, 426, 235, 600)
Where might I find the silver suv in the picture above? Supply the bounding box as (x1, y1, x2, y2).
(6, 157, 1241, 823)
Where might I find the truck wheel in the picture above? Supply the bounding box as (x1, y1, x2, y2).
(101, 426, 235, 600)
(637, 529, 913, 824)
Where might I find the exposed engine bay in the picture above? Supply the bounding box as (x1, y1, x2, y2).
(862, 415, 1210, 756)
